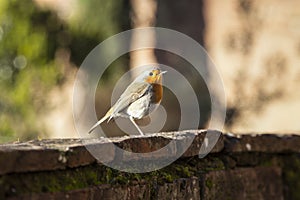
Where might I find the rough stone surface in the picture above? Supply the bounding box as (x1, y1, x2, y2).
(0, 139, 88, 175)
(1, 131, 300, 175)
(182, 130, 224, 157)
(93, 184, 151, 200)
(66, 145, 96, 168)
(156, 177, 200, 200)
(0, 147, 64, 175)
(6, 178, 200, 200)
(7, 189, 91, 200)
(202, 167, 283, 200)
(224, 134, 300, 153)
(0, 130, 224, 175)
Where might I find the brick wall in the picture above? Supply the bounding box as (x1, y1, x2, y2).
(1, 130, 300, 199)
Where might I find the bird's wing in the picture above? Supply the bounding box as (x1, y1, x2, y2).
(110, 81, 151, 118)
(88, 82, 150, 134)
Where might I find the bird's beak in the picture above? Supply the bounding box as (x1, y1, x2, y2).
(160, 71, 167, 75)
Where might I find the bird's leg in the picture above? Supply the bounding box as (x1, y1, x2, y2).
(129, 116, 144, 136)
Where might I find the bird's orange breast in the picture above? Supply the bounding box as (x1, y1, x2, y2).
(145, 70, 164, 104)
(151, 83, 163, 104)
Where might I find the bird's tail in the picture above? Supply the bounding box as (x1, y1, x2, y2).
(88, 108, 113, 134)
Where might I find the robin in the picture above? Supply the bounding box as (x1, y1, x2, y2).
(88, 67, 166, 135)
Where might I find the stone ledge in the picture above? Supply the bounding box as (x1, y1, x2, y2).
(224, 133, 300, 153)
(0, 130, 300, 175)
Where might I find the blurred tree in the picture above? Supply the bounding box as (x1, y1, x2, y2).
(0, 0, 131, 142)
(67, 0, 130, 78)
(0, 0, 64, 142)
(155, 0, 210, 130)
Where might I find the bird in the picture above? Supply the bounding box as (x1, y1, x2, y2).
(88, 67, 166, 135)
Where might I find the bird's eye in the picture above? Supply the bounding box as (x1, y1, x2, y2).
(149, 72, 153, 76)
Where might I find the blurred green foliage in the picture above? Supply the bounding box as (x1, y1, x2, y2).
(0, 0, 130, 143)
(67, 0, 130, 79)
(70, 0, 129, 38)
(0, 0, 62, 142)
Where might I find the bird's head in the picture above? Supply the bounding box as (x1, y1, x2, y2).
(138, 68, 167, 84)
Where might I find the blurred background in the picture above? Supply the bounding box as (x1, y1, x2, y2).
(0, 0, 299, 143)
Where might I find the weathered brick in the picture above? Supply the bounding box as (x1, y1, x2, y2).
(224, 134, 300, 153)
(202, 167, 283, 200)
(157, 177, 200, 200)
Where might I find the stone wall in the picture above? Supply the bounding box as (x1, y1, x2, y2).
(1, 130, 300, 199)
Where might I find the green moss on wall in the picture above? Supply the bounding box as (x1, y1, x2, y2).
(282, 154, 300, 200)
(0, 155, 230, 197)
(2, 152, 297, 199)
